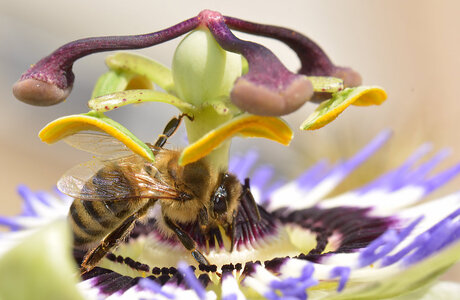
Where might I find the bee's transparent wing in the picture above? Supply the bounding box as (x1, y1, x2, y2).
(64, 132, 134, 159)
(58, 155, 181, 201)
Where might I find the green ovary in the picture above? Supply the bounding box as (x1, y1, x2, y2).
(172, 29, 242, 108)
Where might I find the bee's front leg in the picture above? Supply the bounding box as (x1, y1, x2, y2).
(153, 113, 194, 150)
(163, 215, 210, 266)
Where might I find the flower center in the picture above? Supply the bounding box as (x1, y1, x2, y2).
(75, 193, 395, 296)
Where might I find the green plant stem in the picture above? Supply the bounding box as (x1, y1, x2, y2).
(184, 106, 232, 170)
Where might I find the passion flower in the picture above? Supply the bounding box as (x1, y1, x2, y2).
(8, 8, 448, 300)
(2, 133, 460, 299)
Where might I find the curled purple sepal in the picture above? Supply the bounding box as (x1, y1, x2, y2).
(224, 15, 362, 103)
(202, 10, 313, 116)
(12, 57, 74, 106)
(13, 16, 200, 106)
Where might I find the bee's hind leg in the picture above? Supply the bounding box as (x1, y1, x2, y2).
(163, 215, 210, 266)
(80, 200, 153, 275)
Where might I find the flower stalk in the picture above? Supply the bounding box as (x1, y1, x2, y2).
(183, 106, 233, 169)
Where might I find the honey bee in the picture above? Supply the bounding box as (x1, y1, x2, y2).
(58, 115, 258, 274)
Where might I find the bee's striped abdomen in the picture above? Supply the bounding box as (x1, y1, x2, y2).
(68, 165, 144, 248)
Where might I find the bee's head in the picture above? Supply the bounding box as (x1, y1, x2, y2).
(209, 173, 241, 221)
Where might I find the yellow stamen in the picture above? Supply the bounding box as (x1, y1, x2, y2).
(179, 114, 293, 165)
(39, 113, 154, 161)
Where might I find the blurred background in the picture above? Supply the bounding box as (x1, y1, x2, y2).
(1, 0, 459, 280)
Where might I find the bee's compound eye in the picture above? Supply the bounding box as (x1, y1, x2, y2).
(212, 186, 227, 215)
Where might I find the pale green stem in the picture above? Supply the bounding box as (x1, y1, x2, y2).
(184, 106, 232, 170)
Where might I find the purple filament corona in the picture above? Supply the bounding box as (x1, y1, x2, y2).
(139, 278, 175, 299)
(268, 264, 318, 299)
(359, 147, 460, 195)
(387, 208, 460, 267)
(359, 216, 423, 267)
(294, 130, 392, 193)
(178, 261, 206, 300)
(329, 266, 351, 292)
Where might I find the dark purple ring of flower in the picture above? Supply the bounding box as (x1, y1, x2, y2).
(13, 9, 358, 115)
